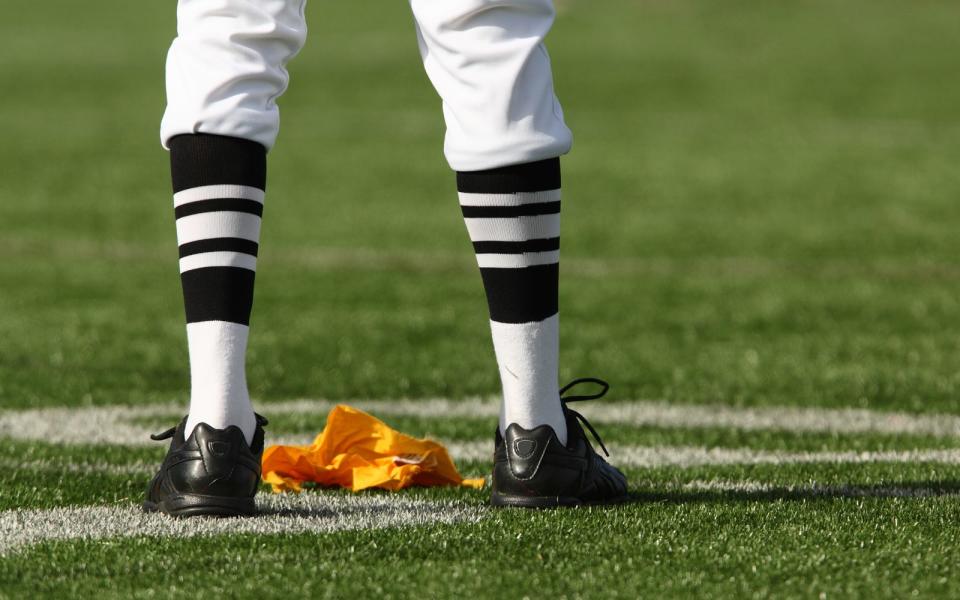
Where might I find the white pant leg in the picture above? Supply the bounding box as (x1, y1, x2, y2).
(160, 0, 308, 150)
(410, 0, 573, 171)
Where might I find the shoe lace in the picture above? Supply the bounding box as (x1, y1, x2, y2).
(559, 377, 611, 457)
(149, 427, 175, 442)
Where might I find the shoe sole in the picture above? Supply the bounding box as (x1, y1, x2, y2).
(143, 493, 256, 518)
(490, 492, 629, 508)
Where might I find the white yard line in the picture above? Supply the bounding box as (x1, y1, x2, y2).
(0, 457, 154, 476)
(1, 476, 953, 557)
(4, 398, 960, 447)
(0, 493, 482, 556)
(445, 441, 960, 467)
(265, 398, 960, 438)
(610, 446, 960, 468)
(7, 442, 960, 476)
(675, 479, 957, 498)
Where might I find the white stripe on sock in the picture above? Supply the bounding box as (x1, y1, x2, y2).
(458, 189, 560, 207)
(179, 251, 257, 273)
(173, 185, 264, 207)
(464, 214, 560, 242)
(176, 212, 262, 245)
(475, 251, 560, 269)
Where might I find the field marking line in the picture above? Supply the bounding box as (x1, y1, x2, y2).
(4, 398, 960, 447)
(0, 493, 482, 556)
(7, 443, 960, 476)
(671, 479, 959, 498)
(445, 441, 960, 467)
(277, 398, 955, 439)
(0, 457, 154, 476)
(2, 476, 953, 557)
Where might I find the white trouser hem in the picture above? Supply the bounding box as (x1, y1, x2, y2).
(160, 0, 570, 168)
(412, 0, 572, 171)
(160, 0, 308, 150)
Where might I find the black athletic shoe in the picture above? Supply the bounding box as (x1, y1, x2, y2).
(491, 378, 628, 508)
(143, 414, 267, 517)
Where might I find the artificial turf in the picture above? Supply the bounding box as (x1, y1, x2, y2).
(2, 0, 960, 597)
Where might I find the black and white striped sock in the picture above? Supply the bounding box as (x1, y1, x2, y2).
(170, 133, 265, 445)
(458, 158, 567, 444)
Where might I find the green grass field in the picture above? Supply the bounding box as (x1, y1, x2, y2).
(3, 0, 960, 596)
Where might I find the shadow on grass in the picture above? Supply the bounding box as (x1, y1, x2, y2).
(624, 480, 960, 505)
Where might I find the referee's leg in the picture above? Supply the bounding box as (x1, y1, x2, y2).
(144, 0, 308, 518)
(410, 0, 627, 507)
